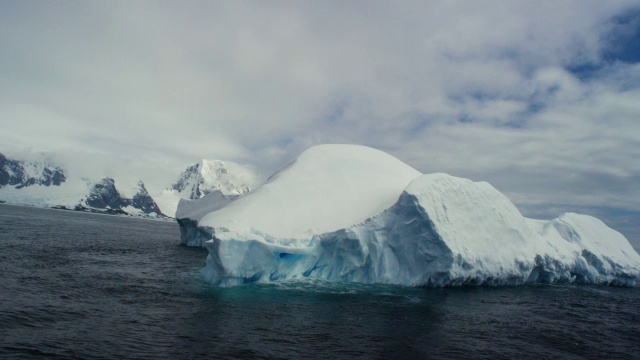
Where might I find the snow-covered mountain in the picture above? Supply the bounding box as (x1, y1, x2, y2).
(0, 153, 256, 219)
(177, 144, 640, 287)
(0, 154, 165, 218)
(77, 178, 162, 216)
(0, 153, 66, 189)
(173, 159, 251, 199)
(154, 159, 254, 218)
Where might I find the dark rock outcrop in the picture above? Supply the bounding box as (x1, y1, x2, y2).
(83, 177, 164, 216)
(132, 181, 162, 215)
(85, 177, 126, 209)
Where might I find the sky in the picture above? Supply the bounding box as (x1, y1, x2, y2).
(1, 1, 640, 248)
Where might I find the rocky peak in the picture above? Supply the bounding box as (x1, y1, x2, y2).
(84, 177, 124, 209)
(171, 159, 251, 200)
(132, 180, 162, 215)
(81, 177, 164, 216)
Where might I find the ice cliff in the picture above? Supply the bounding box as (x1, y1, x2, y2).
(177, 145, 640, 287)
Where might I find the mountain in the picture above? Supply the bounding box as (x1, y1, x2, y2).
(0, 154, 165, 218)
(172, 159, 251, 199)
(154, 159, 254, 218)
(176, 144, 640, 287)
(77, 178, 163, 216)
(0, 153, 66, 189)
(0, 153, 255, 219)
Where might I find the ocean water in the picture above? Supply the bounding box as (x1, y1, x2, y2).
(1, 204, 639, 359)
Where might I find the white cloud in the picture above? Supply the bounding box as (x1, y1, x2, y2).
(1, 0, 640, 242)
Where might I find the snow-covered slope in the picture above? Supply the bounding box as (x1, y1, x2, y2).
(177, 144, 640, 287)
(0, 154, 85, 207)
(0, 177, 89, 209)
(154, 159, 254, 218)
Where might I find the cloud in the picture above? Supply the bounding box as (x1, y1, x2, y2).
(1, 1, 640, 243)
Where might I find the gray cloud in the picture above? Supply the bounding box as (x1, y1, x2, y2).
(1, 1, 640, 244)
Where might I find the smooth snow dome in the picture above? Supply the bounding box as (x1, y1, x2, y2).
(197, 144, 422, 241)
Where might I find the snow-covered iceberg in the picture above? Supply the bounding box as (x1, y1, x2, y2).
(177, 144, 640, 287)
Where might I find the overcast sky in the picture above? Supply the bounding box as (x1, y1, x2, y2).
(1, 1, 640, 247)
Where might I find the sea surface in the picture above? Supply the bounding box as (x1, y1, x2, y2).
(1, 203, 639, 359)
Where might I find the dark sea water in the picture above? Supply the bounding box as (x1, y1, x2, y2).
(1, 203, 639, 359)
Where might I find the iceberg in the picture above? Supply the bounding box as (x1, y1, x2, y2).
(177, 144, 640, 287)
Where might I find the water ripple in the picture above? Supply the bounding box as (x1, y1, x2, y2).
(1, 204, 639, 359)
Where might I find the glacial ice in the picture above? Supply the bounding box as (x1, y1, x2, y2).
(177, 144, 640, 287)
